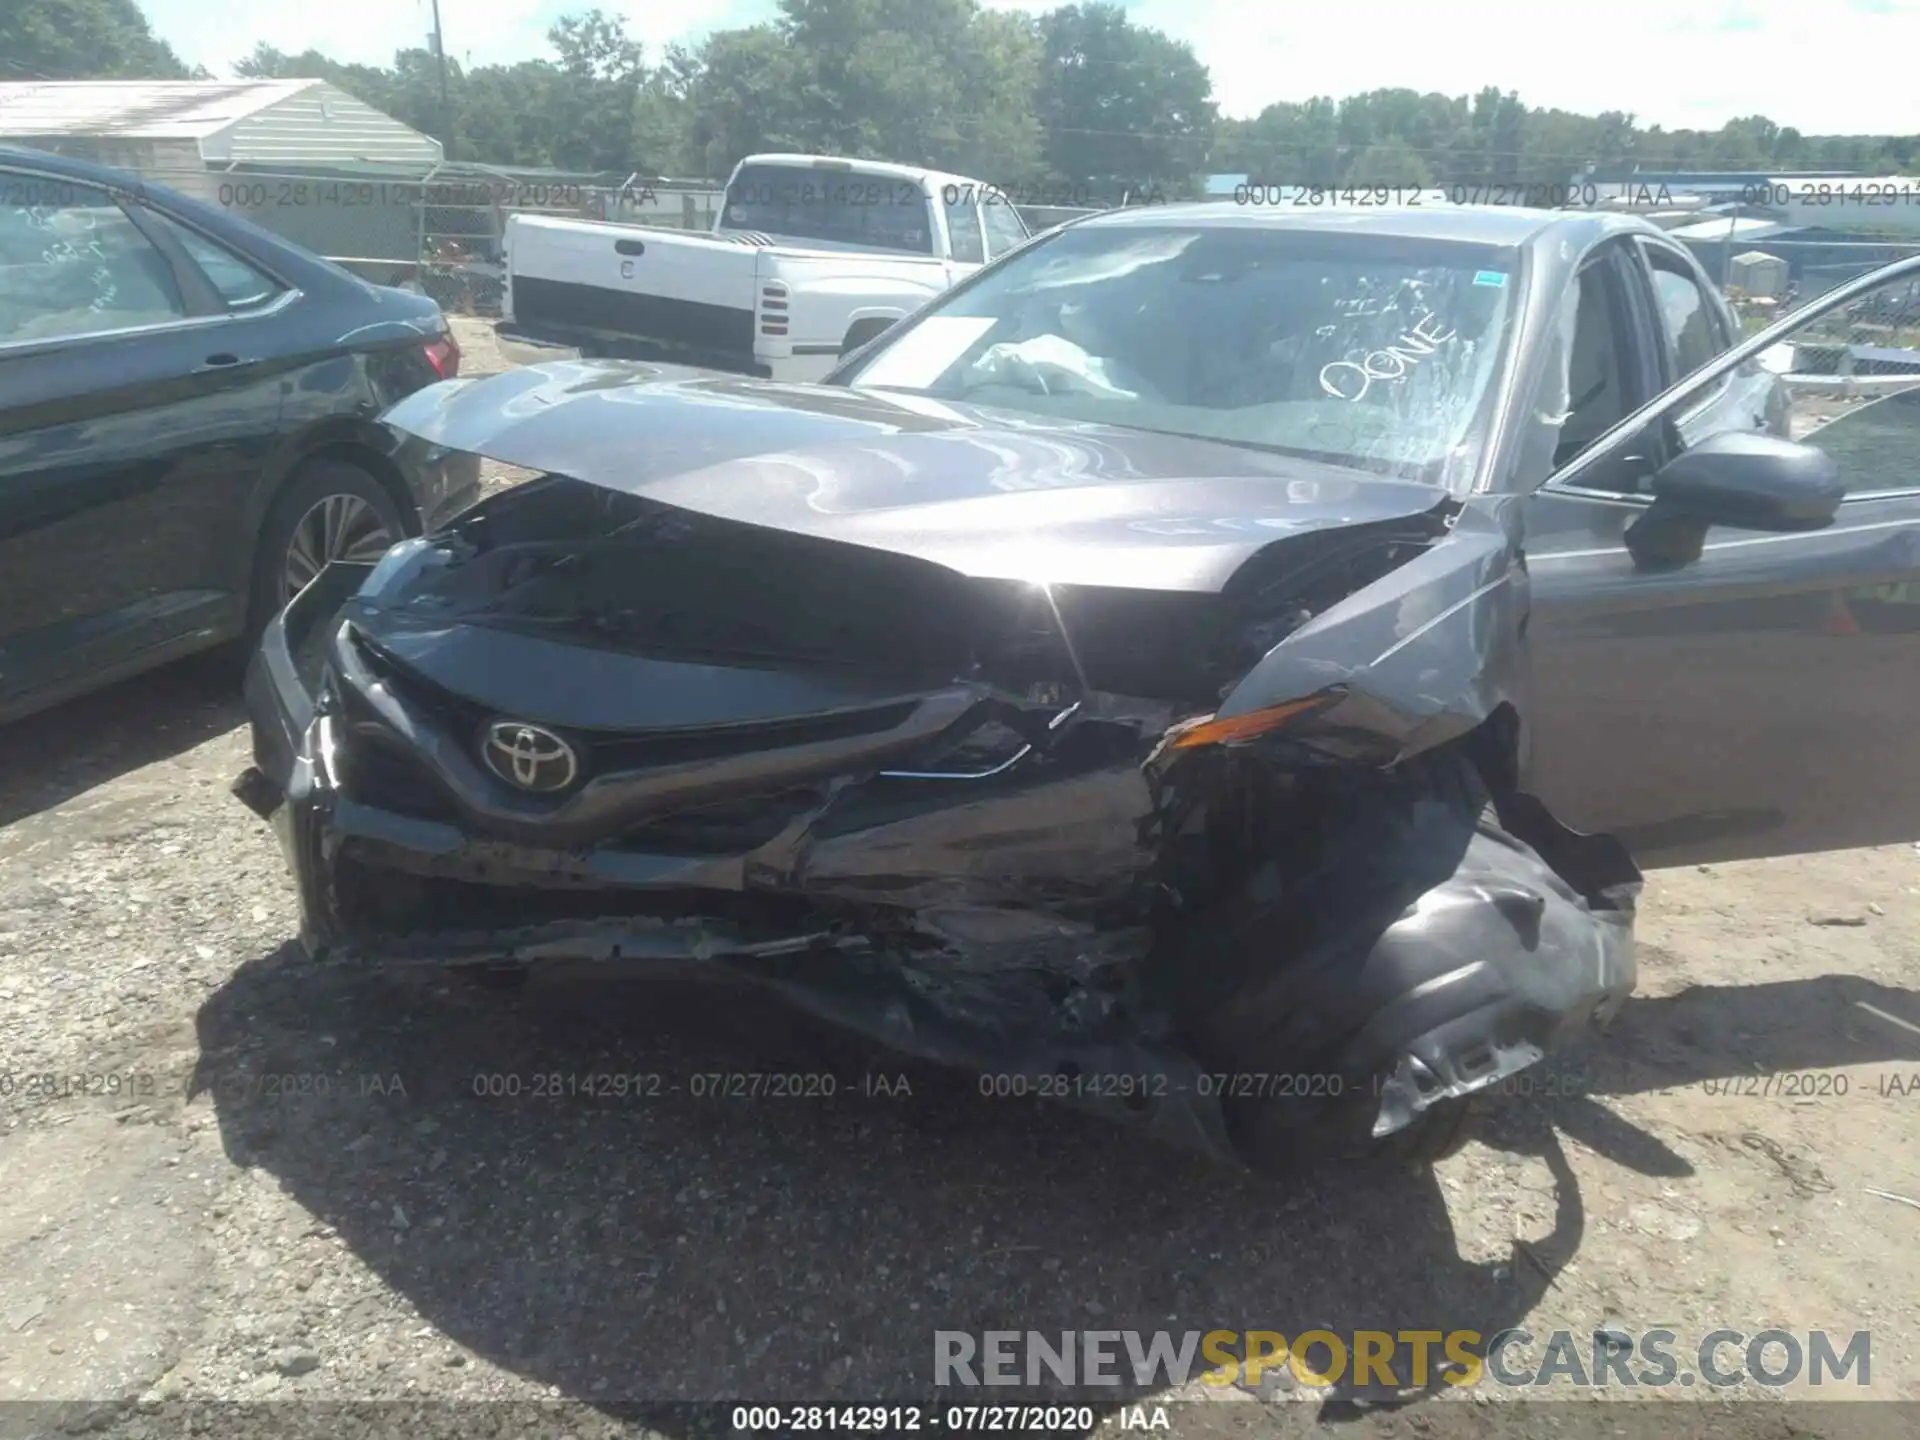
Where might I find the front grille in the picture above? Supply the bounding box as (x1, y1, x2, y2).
(349, 626, 921, 776)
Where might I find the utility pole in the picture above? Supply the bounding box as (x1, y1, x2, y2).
(429, 0, 453, 162)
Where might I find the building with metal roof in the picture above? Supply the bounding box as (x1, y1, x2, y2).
(0, 80, 442, 195)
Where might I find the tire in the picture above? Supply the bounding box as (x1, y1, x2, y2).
(1164, 750, 1502, 1177)
(246, 460, 411, 646)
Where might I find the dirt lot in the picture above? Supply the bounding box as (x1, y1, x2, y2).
(1, 317, 1918, 1439)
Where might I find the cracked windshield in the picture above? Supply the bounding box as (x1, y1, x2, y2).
(844, 227, 1516, 485)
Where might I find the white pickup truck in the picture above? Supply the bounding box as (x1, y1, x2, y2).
(497, 154, 1034, 381)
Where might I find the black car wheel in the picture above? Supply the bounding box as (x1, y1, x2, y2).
(1161, 751, 1504, 1177)
(249, 460, 410, 638)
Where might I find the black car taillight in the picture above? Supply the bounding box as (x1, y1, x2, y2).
(424, 332, 461, 379)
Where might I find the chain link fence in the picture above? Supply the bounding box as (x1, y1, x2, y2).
(126, 164, 725, 316)
(1704, 240, 1920, 409)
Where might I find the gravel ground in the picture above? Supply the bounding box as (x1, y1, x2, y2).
(1, 317, 1917, 1439)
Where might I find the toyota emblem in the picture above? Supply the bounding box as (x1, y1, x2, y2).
(481, 720, 580, 793)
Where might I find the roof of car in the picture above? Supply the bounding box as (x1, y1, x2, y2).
(0, 143, 370, 290)
(0, 143, 145, 186)
(1074, 201, 1661, 250)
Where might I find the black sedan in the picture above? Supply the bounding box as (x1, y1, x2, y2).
(236, 203, 1920, 1174)
(0, 146, 476, 723)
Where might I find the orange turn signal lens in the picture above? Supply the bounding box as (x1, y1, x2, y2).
(1168, 694, 1332, 750)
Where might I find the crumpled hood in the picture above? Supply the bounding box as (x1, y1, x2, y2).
(382, 359, 1453, 592)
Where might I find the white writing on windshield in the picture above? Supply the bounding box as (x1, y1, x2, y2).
(1319, 312, 1459, 402)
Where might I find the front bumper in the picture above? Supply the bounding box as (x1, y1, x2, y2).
(237, 570, 1637, 1165)
(234, 571, 1238, 1158)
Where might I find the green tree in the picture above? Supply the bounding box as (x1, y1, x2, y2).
(680, 25, 810, 177)
(199, 10, 1920, 194)
(545, 10, 648, 171)
(630, 44, 703, 176)
(1034, 3, 1213, 196)
(771, 0, 1044, 180)
(1343, 136, 1432, 187)
(2, 0, 196, 79)
(459, 61, 565, 168)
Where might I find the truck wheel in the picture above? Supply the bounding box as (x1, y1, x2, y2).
(1163, 751, 1515, 1176)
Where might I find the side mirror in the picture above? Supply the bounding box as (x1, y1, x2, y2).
(1654, 430, 1843, 528)
(1626, 431, 1842, 569)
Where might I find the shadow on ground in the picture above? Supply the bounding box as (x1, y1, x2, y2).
(0, 657, 243, 829)
(188, 942, 1920, 1428)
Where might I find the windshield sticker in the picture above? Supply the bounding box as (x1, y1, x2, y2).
(1474, 270, 1508, 287)
(852, 315, 999, 389)
(1318, 312, 1460, 402)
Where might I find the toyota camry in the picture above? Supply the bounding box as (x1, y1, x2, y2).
(233, 205, 1920, 1172)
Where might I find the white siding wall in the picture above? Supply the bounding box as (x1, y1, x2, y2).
(207, 83, 442, 168)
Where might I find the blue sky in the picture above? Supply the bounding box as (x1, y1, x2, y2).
(140, 0, 1920, 133)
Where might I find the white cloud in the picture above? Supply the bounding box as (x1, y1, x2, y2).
(141, 0, 1920, 135)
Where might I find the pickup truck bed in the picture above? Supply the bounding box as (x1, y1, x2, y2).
(506, 218, 770, 365)
(502, 213, 964, 380)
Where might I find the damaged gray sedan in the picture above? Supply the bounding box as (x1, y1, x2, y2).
(236, 205, 1920, 1173)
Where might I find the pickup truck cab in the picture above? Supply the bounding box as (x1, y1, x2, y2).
(498, 154, 1031, 380)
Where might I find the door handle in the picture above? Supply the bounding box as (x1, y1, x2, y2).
(199, 352, 247, 370)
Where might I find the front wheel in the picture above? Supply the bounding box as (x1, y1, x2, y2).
(1159, 750, 1621, 1176)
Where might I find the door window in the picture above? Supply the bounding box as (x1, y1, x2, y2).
(1556, 263, 1920, 504)
(719, 164, 934, 254)
(1645, 246, 1728, 382)
(1664, 267, 1920, 500)
(142, 211, 283, 310)
(1552, 263, 1634, 467)
(942, 192, 986, 265)
(0, 177, 191, 344)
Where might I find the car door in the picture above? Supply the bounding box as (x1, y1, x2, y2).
(0, 168, 288, 718)
(1523, 244, 1920, 865)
